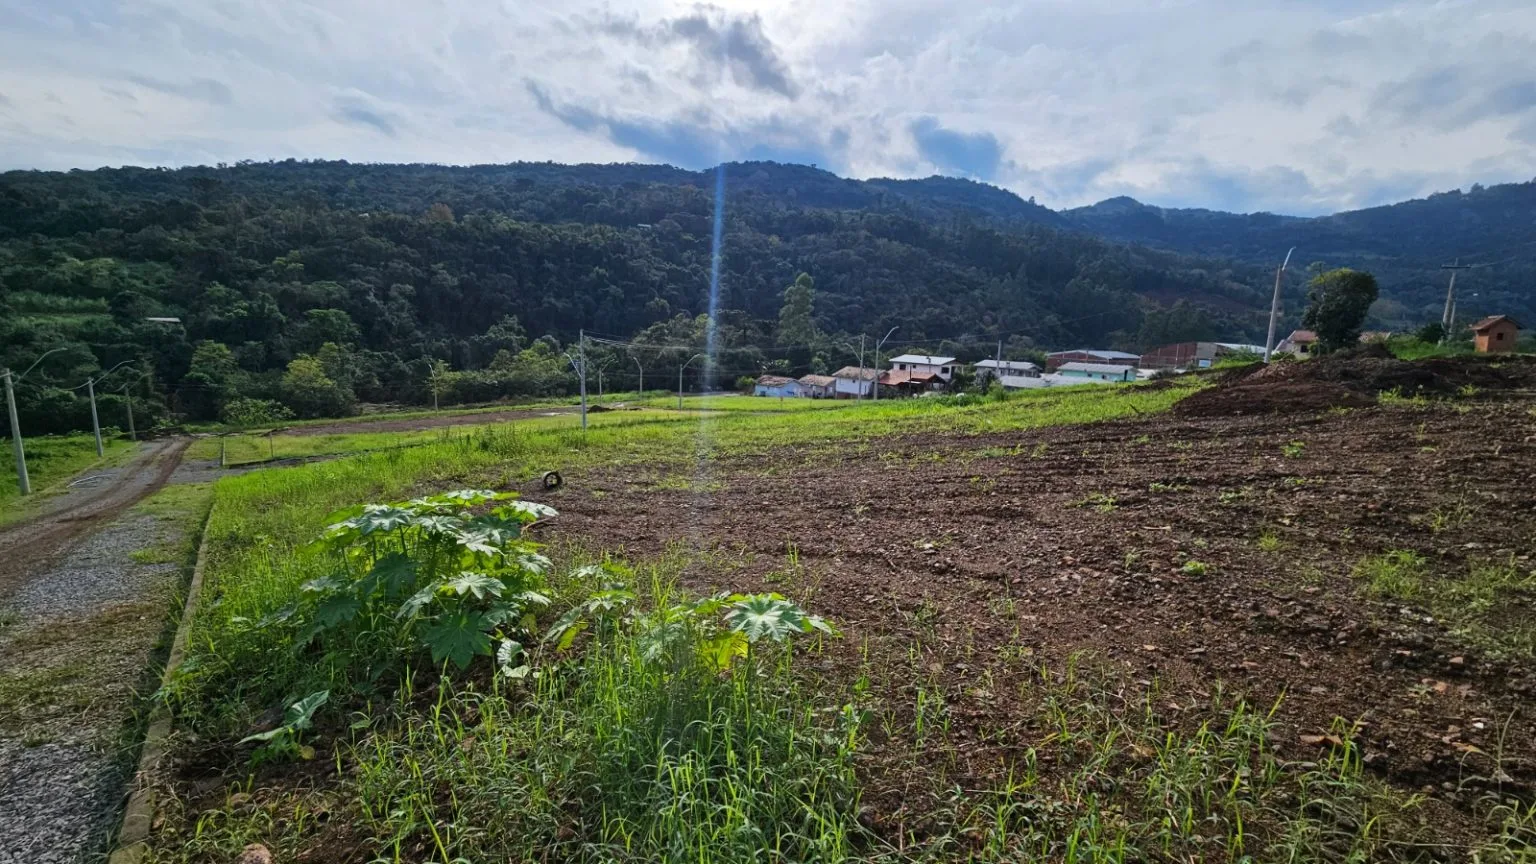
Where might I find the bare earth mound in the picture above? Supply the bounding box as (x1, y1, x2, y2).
(1176, 350, 1536, 417)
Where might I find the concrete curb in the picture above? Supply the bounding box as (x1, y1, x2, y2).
(108, 500, 216, 864)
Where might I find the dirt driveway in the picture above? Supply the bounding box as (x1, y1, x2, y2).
(0, 438, 189, 593)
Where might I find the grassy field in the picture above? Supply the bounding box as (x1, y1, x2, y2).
(0, 433, 137, 524)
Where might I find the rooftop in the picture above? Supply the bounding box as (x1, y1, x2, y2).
(975, 359, 1040, 371)
(1058, 362, 1135, 375)
(1471, 315, 1520, 332)
(832, 366, 879, 381)
(798, 374, 836, 387)
(1048, 348, 1141, 361)
(755, 375, 796, 387)
(888, 354, 957, 366)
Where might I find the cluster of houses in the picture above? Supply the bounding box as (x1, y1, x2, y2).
(755, 349, 1174, 398)
(752, 320, 1525, 399)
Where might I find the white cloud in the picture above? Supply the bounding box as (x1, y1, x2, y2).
(1, 0, 1533, 214)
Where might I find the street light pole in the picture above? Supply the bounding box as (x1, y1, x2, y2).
(3, 346, 71, 495)
(81, 359, 135, 458)
(123, 383, 136, 441)
(873, 327, 898, 401)
(4, 369, 29, 495)
(87, 376, 103, 457)
(1263, 247, 1295, 363)
(632, 355, 644, 395)
(679, 353, 703, 409)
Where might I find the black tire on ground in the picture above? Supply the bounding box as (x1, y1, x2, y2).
(542, 470, 563, 490)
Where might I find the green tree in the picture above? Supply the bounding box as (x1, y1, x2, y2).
(295, 309, 361, 352)
(1301, 268, 1379, 353)
(777, 273, 817, 348)
(1414, 321, 1446, 344)
(179, 340, 244, 420)
(281, 355, 355, 418)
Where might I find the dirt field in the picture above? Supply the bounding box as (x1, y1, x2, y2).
(550, 384, 1536, 847)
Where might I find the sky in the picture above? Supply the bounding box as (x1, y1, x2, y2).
(1, 0, 1533, 215)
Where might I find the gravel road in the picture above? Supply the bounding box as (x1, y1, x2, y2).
(0, 438, 196, 864)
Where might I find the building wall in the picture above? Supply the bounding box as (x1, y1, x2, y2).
(892, 361, 954, 380)
(834, 377, 873, 397)
(1475, 322, 1519, 353)
(754, 383, 802, 397)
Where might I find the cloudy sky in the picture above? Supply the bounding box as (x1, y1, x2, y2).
(1, 0, 1533, 215)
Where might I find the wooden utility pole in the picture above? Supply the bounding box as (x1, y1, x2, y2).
(1440, 259, 1474, 337)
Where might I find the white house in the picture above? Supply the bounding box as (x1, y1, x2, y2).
(797, 374, 836, 398)
(1056, 362, 1135, 382)
(887, 354, 957, 381)
(754, 375, 803, 397)
(975, 359, 1040, 382)
(831, 366, 879, 398)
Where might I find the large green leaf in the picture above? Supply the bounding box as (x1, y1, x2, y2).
(359, 552, 417, 599)
(725, 595, 833, 643)
(284, 689, 330, 731)
(314, 593, 362, 629)
(423, 609, 494, 668)
(443, 571, 506, 600)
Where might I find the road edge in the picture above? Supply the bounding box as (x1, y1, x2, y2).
(107, 497, 215, 864)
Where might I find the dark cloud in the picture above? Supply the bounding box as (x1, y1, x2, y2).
(527, 80, 835, 170)
(599, 7, 798, 98)
(910, 117, 1002, 180)
(126, 74, 233, 105)
(1372, 69, 1536, 130)
(334, 99, 398, 137)
(1371, 67, 1463, 123)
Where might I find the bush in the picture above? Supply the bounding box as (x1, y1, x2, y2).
(220, 397, 294, 428)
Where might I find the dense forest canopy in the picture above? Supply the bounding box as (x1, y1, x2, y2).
(2, 159, 1529, 433)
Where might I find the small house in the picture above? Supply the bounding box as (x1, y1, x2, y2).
(1470, 316, 1521, 354)
(831, 366, 879, 398)
(754, 375, 802, 397)
(974, 359, 1040, 382)
(797, 374, 836, 398)
(1141, 342, 1265, 370)
(1056, 362, 1135, 382)
(887, 354, 958, 381)
(878, 368, 942, 396)
(1046, 349, 1141, 370)
(1276, 329, 1317, 356)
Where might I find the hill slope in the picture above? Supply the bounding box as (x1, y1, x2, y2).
(1063, 182, 1536, 325)
(1, 159, 1265, 432)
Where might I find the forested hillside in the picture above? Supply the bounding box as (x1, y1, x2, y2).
(1, 160, 1268, 433)
(1063, 182, 1536, 327)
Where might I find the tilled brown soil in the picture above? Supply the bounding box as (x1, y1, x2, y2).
(550, 400, 1536, 841)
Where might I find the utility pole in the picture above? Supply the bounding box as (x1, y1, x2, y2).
(123, 383, 135, 441)
(1263, 247, 1295, 362)
(858, 334, 866, 399)
(4, 369, 29, 495)
(1440, 259, 1473, 337)
(577, 330, 588, 431)
(873, 326, 899, 402)
(994, 339, 1003, 385)
(679, 353, 703, 409)
(3, 347, 70, 495)
(87, 376, 103, 458)
(632, 355, 644, 395)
